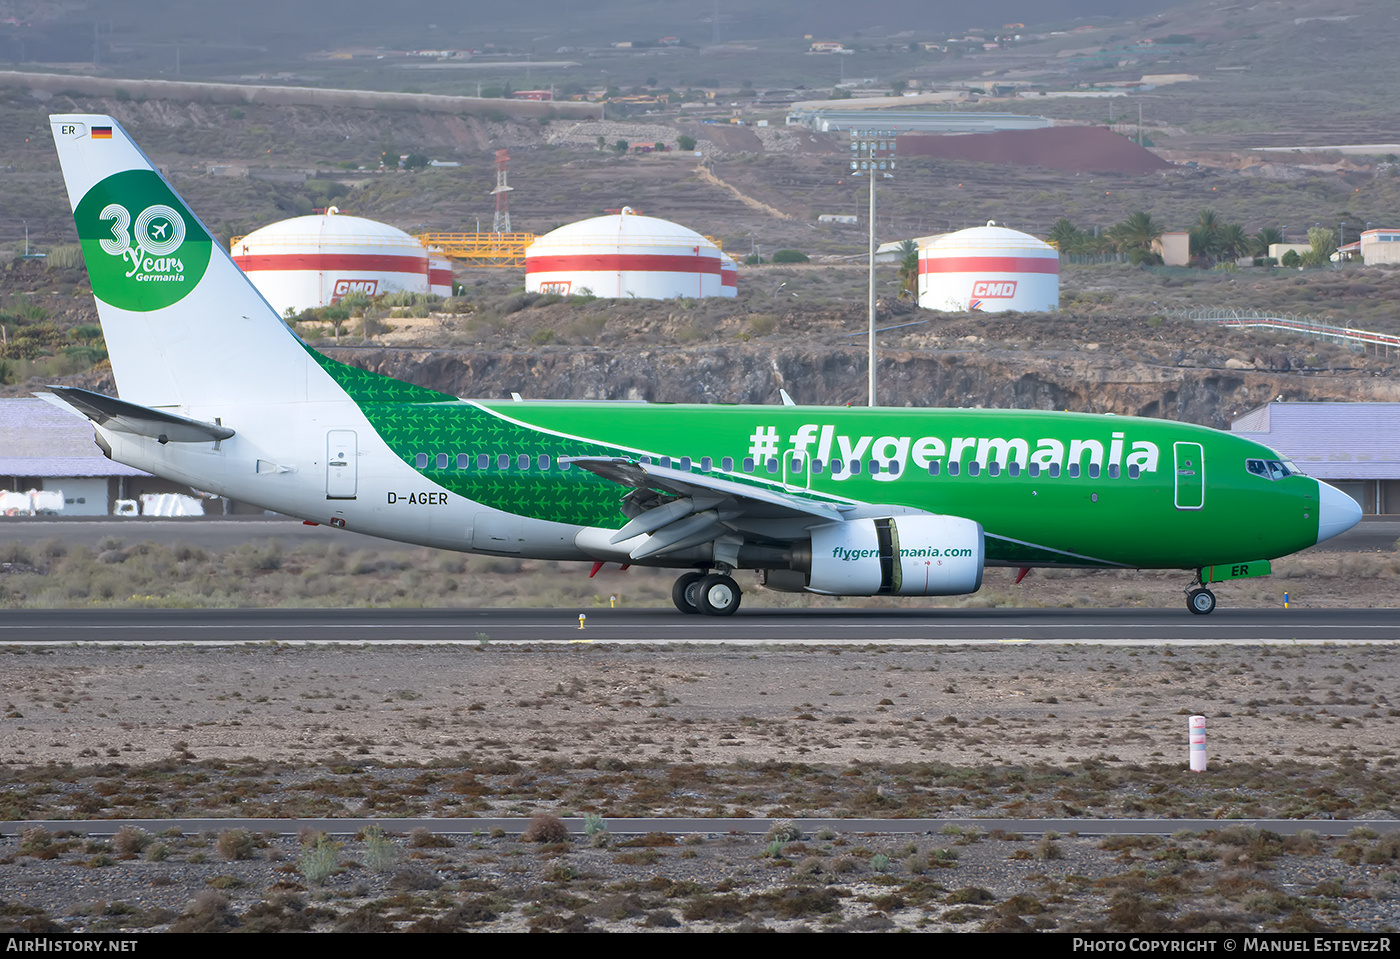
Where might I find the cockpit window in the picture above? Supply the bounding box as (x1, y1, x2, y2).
(1247, 458, 1298, 481)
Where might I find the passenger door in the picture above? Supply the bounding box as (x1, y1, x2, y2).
(1173, 441, 1204, 510)
(326, 430, 358, 499)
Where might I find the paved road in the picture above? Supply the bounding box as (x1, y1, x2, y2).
(1, 518, 1396, 552)
(1, 606, 1395, 645)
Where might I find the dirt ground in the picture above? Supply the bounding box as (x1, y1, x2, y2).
(2, 639, 1400, 933)
(3, 640, 1399, 772)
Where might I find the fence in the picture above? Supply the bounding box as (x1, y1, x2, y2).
(1168, 308, 1400, 358)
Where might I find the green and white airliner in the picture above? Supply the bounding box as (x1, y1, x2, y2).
(43, 114, 1362, 616)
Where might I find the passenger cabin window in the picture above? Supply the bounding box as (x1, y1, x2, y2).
(988, 462, 1000, 477)
(948, 461, 960, 476)
(967, 461, 980, 477)
(927, 461, 940, 476)
(812, 459, 825, 474)
(1107, 464, 1119, 479)
(457, 453, 470, 470)
(1027, 463, 1040, 478)
(721, 457, 734, 471)
(887, 460, 900, 476)
(1128, 464, 1140, 479)
(743, 457, 755, 473)
(437, 453, 448, 470)
(1048, 464, 1061, 478)
(1088, 463, 1100, 479)
(518, 454, 530, 471)
(477, 453, 489, 470)
(415, 453, 428, 469)
(700, 456, 713, 472)
(1068, 463, 1080, 478)
(538, 454, 551, 470)
(498, 454, 510, 470)
(679, 457, 692, 471)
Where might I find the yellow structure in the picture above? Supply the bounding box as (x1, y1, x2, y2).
(414, 232, 535, 267)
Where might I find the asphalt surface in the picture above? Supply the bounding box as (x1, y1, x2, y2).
(1, 606, 1396, 644)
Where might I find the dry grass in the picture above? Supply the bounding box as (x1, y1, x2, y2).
(0, 535, 1392, 611)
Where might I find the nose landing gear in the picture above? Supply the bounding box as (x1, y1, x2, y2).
(1187, 587, 1217, 615)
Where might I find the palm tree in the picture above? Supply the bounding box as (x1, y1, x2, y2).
(897, 240, 919, 298)
(1108, 211, 1163, 264)
(1219, 223, 1249, 261)
(1189, 209, 1224, 263)
(1048, 218, 1082, 253)
(1250, 227, 1283, 258)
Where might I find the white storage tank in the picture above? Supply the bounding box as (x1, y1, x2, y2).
(918, 221, 1058, 313)
(231, 208, 434, 315)
(525, 207, 736, 300)
(428, 253, 454, 299)
(719, 251, 737, 295)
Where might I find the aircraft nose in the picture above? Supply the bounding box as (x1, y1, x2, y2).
(1315, 480, 1363, 545)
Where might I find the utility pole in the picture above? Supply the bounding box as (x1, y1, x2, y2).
(850, 129, 895, 406)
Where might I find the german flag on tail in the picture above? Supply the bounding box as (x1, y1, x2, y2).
(91, 126, 112, 139)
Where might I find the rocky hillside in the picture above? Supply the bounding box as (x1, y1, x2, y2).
(8, 259, 1400, 428)
(322, 322, 1400, 430)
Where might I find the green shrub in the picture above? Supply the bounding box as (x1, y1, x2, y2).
(299, 835, 340, 885)
(44, 245, 85, 271)
(362, 825, 399, 872)
(771, 249, 809, 264)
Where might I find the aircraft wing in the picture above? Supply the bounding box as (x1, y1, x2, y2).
(567, 456, 852, 561)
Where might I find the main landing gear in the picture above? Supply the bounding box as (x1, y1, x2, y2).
(672, 570, 742, 616)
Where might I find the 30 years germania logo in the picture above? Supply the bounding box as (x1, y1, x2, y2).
(73, 170, 212, 311)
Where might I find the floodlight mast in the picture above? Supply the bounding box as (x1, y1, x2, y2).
(850, 129, 895, 406)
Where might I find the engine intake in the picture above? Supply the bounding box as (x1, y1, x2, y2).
(804, 515, 984, 596)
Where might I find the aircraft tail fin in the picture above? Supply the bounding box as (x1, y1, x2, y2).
(49, 114, 323, 409)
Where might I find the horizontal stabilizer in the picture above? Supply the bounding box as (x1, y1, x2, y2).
(41, 386, 235, 443)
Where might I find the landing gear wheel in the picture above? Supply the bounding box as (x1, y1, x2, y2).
(672, 571, 706, 615)
(697, 574, 742, 616)
(1187, 588, 1217, 615)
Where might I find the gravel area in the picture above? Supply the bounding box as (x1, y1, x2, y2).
(2, 642, 1400, 932)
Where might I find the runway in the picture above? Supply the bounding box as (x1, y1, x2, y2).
(1, 606, 1396, 645)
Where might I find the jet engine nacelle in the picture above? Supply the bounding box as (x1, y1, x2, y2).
(807, 514, 984, 596)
